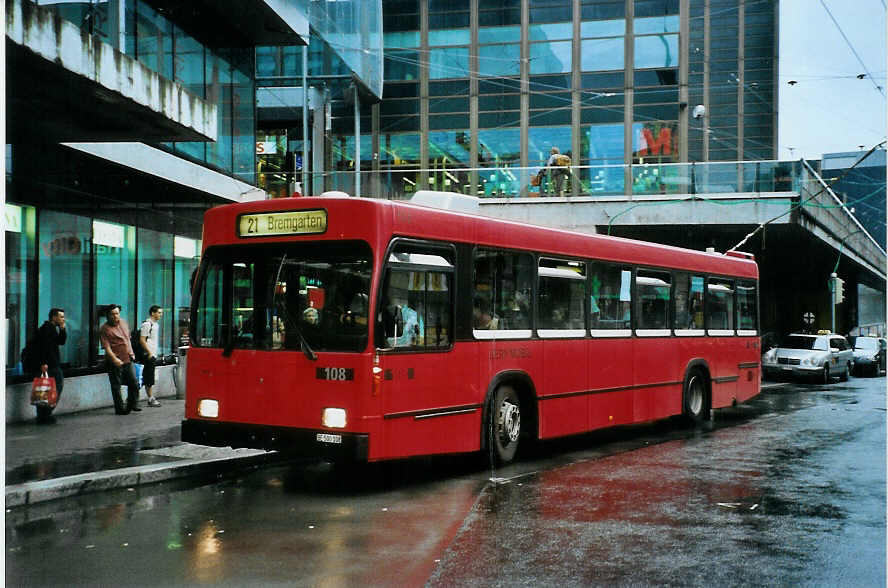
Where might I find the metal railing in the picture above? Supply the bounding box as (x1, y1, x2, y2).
(260, 160, 805, 200)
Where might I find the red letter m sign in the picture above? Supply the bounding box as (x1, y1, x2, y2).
(637, 126, 673, 156)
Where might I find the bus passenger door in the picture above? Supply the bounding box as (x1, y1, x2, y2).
(376, 244, 468, 459)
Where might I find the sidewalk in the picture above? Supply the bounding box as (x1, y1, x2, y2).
(5, 399, 287, 507)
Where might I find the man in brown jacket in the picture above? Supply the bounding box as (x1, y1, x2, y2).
(99, 304, 141, 415)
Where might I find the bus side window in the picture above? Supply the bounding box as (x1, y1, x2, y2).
(674, 273, 705, 330)
(378, 245, 454, 350)
(706, 278, 735, 331)
(589, 263, 631, 330)
(635, 270, 670, 330)
(473, 248, 532, 334)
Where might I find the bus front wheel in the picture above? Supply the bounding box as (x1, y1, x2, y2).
(489, 385, 521, 465)
(683, 369, 710, 424)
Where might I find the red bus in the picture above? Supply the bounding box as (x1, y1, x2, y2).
(181, 195, 760, 465)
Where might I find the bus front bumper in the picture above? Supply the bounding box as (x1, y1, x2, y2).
(181, 419, 369, 462)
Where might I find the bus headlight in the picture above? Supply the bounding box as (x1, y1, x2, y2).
(198, 399, 219, 418)
(322, 408, 347, 428)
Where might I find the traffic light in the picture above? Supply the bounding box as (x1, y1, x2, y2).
(834, 276, 844, 304)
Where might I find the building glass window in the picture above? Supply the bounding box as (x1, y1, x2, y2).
(634, 34, 678, 69)
(385, 30, 420, 48)
(479, 25, 521, 44)
(529, 41, 572, 74)
(39, 211, 92, 369)
(379, 133, 421, 198)
(137, 228, 174, 356)
(581, 38, 624, 71)
(429, 130, 471, 166)
(632, 121, 677, 162)
(428, 29, 471, 46)
(94, 220, 137, 358)
(580, 18, 625, 37)
(175, 237, 201, 347)
(232, 55, 256, 183)
(479, 44, 521, 77)
(172, 27, 207, 162)
(478, 128, 520, 166)
(429, 46, 470, 80)
(528, 126, 573, 167)
(529, 22, 573, 41)
(133, 1, 173, 78)
(581, 124, 624, 193)
(206, 51, 233, 171)
(634, 15, 679, 35)
(6, 203, 35, 376)
(385, 49, 420, 80)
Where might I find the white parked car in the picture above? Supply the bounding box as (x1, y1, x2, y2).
(762, 332, 854, 383)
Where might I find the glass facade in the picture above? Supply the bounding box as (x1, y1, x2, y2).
(5, 203, 201, 378)
(254, 0, 776, 198)
(42, 0, 257, 183)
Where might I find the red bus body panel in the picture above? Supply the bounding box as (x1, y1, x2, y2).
(185, 197, 760, 462)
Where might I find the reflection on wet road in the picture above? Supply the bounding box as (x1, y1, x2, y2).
(6, 378, 885, 586)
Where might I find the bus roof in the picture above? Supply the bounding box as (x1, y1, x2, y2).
(202, 197, 758, 279)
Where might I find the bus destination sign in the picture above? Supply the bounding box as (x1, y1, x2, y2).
(238, 210, 327, 237)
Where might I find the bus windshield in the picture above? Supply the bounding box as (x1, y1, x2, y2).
(193, 241, 372, 353)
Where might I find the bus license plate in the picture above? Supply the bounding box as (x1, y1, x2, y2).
(316, 433, 342, 444)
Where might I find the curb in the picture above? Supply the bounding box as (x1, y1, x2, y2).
(5, 451, 290, 508)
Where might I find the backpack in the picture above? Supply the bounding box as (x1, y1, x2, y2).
(131, 321, 152, 363)
(555, 154, 571, 167)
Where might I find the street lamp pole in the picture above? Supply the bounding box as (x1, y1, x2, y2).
(830, 272, 836, 333)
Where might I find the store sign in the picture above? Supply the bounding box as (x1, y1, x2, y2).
(93, 220, 125, 248)
(5, 203, 21, 233)
(256, 141, 278, 155)
(238, 209, 327, 237)
(175, 236, 198, 258)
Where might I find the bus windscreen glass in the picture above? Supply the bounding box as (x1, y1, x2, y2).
(193, 241, 372, 352)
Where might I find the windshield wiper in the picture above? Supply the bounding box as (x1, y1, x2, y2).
(294, 327, 318, 361)
(272, 253, 317, 361)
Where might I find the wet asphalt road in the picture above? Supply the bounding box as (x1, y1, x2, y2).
(6, 376, 886, 587)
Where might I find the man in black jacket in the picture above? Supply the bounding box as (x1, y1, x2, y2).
(34, 308, 67, 424)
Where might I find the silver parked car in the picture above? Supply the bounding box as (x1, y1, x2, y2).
(849, 336, 886, 377)
(762, 332, 854, 383)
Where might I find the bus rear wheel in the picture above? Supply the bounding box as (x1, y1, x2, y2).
(489, 385, 521, 465)
(683, 369, 709, 424)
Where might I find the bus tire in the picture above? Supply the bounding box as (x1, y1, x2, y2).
(489, 385, 521, 465)
(683, 368, 709, 424)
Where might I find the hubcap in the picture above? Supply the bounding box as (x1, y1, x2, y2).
(688, 376, 703, 415)
(498, 401, 520, 443)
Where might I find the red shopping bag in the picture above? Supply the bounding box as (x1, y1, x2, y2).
(30, 372, 58, 407)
